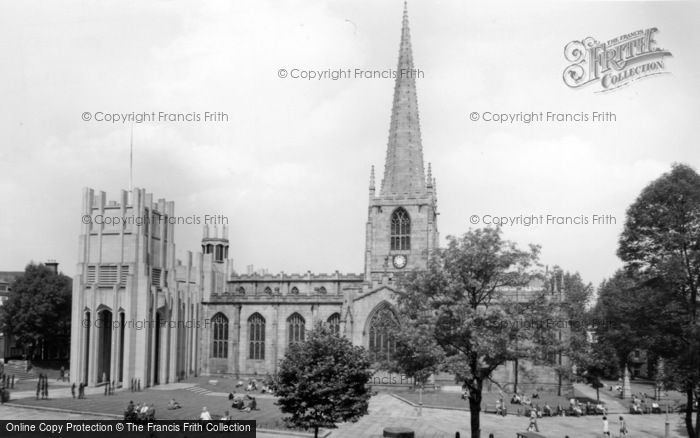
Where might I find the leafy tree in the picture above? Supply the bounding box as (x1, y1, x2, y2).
(397, 228, 554, 438)
(0, 263, 72, 359)
(382, 319, 444, 388)
(592, 271, 646, 378)
(580, 340, 619, 400)
(617, 163, 700, 437)
(276, 324, 372, 438)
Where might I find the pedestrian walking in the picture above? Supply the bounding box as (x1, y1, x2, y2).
(619, 416, 629, 438)
(527, 408, 539, 432)
(71, 383, 76, 398)
(602, 415, 610, 436)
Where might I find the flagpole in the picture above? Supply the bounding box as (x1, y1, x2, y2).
(128, 122, 134, 204)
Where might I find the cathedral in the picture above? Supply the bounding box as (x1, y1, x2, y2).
(69, 4, 437, 387)
(69, 4, 569, 395)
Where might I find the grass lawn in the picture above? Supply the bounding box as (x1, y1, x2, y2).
(9, 386, 293, 430)
(599, 378, 687, 409)
(396, 388, 593, 413)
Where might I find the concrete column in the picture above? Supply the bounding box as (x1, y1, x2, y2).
(169, 301, 178, 383)
(88, 311, 98, 386)
(149, 289, 157, 386)
(272, 305, 279, 373)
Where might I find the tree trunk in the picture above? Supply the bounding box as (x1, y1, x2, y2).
(685, 388, 695, 438)
(468, 391, 482, 438)
(513, 359, 518, 394)
(695, 395, 700, 438)
(596, 387, 599, 402)
(314, 426, 319, 438)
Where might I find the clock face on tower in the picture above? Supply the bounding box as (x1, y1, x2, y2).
(392, 254, 407, 269)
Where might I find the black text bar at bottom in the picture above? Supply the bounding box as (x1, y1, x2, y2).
(1, 420, 257, 437)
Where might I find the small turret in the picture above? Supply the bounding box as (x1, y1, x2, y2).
(201, 224, 229, 263)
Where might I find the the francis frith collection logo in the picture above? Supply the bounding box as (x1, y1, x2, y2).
(563, 28, 672, 92)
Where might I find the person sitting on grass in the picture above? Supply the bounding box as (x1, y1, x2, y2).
(231, 394, 244, 410)
(167, 398, 181, 410)
(146, 404, 155, 421)
(241, 395, 257, 412)
(511, 393, 521, 404)
(200, 406, 212, 421)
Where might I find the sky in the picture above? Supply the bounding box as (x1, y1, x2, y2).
(0, 0, 698, 290)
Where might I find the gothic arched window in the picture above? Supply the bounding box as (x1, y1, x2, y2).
(318, 286, 327, 294)
(211, 313, 228, 358)
(368, 305, 398, 362)
(391, 208, 411, 250)
(287, 313, 306, 345)
(290, 286, 299, 295)
(248, 313, 265, 360)
(327, 313, 341, 336)
(264, 286, 272, 295)
(236, 286, 245, 295)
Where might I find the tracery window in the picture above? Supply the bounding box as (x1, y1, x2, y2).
(287, 313, 306, 345)
(390, 208, 411, 250)
(248, 313, 265, 360)
(211, 313, 228, 358)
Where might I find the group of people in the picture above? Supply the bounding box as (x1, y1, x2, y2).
(35, 374, 50, 399)
(509, 391, 537, 406)
(124, 400, 156, 422)
(129, 378, 142, 392)
(565, 398, 607, 417)
(235, 375, 275, 394)
(103, 381, 116, 396)
(199, 406, 233, 421)
(228, 392, 257, 412)
(602, 415, 629, 437)
(70, 382, 88, 398)
(630, 394, 661, 414)
(1, 373, 16, 389)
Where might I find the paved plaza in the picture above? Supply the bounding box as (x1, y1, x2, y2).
(0, 379, 690, 437)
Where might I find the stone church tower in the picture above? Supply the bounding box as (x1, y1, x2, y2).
(364, 3, 439, 282)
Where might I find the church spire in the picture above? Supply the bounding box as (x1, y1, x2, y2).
(380, 1, 425, 196)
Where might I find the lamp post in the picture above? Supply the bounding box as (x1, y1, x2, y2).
(418, 382, 423, 417)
